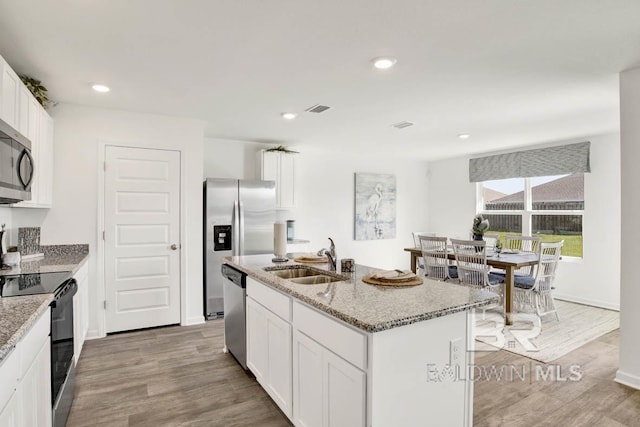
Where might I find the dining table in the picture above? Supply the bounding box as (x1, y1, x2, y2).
(404, 247, 539, 325)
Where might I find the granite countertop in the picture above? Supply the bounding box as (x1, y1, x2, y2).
(0, 244, 89, 276)
(225, 254, 499, 333)
(0, 294, 53, 363)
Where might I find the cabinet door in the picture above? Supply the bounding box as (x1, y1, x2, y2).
(18, 338, 52, 427)
(279, 153, 295, 209)
(37, 112, 53, 207)
(266, 311, 292, 418)
(324, 351, 366, 427)
(293, 331, 324, 427)
(73, 291, 82, 364)
(1, 62, 20, 129)
(0, 392, 19, 427)
(18, 86, 30, 137)
(246, 297, 269, 383)
(261, 150, 279, 183)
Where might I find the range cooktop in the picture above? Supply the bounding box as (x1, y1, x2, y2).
(0, 271, 73, 297)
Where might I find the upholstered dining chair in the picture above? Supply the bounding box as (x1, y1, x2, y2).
(412, 232, 435, 276)
(418, 235, 457, 281)
(514, 241, 563, 321)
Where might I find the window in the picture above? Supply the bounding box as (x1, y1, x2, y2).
(478, 174, 584, 257)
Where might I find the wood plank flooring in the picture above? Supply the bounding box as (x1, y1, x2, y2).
(67, 321, 638, 426)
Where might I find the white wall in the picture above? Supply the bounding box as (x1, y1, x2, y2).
(427, 133, 621, 310)
(11, 103, 205, 337)
(617, 67, 640, 390)
(204, 138, 430, 270)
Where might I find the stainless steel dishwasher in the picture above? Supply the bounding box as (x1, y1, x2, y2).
(221, 264, 247, 369)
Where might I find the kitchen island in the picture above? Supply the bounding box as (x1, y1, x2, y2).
(225, 254, 499, 427)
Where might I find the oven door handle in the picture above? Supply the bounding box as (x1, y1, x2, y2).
(51, 279, 78, 308)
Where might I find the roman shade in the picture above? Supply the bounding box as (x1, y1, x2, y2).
(469, 141, 591, 182)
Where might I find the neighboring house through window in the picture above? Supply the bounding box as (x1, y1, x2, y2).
(477, 173, 584, 257)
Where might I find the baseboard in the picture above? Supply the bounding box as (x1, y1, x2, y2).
(615, 370, 640, 390)
(86, 328, 104, 340)
(553, 294, 620, 311)
(184, 315, 205, 326)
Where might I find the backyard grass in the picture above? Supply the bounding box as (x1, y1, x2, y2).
(490, 232, 583, 258)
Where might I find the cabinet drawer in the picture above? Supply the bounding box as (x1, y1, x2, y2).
(20, 308, 50, 377)
(293, 301, 367, 370)
(246, 277, 291, 321)
(0, 342, 20, 412)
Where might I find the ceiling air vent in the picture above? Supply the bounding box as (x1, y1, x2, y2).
(305, 104, 331, 113)
(392, 121, 414, 129)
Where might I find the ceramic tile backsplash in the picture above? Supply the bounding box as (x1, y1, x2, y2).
(18, 227, 41, 255)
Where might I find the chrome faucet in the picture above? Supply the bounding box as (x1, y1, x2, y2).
(324, 237, 337, 271)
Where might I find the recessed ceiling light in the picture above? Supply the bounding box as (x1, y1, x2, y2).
(91, 84, 110, 93)
(458, 133, 471, 140)
(281, 112, 297, 120)
(372, 57, 397, 69)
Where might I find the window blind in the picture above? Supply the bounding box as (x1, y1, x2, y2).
(469, 141, 590, 182)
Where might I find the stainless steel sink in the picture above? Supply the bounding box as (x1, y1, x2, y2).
(290, 275, 343, 285)
(268, 267, 321, 279)
(264, 266, 348, 285)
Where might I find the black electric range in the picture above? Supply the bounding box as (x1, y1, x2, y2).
(0, 270, 77, 427)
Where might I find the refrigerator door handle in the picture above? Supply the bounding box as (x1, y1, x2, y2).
(232, 200, 240, 256)
(239, 200, 245, 255)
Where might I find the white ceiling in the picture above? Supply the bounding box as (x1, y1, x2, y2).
(1, 0, 639, 160)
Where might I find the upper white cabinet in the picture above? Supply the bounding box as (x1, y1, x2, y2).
(0, 57, 20, 129)
(0, 54, 54, 209)
(258, 150, 295, 209)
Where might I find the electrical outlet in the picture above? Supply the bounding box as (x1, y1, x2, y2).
(450, 338, 463, 367)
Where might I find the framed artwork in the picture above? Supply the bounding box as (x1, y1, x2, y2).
(354, 173, 396, 240)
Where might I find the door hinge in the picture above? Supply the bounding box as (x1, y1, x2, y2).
(102, 231, 105, 241)
(103, 300, 107, 310)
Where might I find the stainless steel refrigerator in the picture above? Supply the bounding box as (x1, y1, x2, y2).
(204, 178, 276, 319)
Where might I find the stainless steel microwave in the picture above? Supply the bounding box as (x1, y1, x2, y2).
(0, 117, 34, 204)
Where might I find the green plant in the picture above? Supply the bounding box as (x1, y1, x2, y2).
(19, 75, 50, 108)
(472, 214, 490, 236)
(265, 145, 299, 154)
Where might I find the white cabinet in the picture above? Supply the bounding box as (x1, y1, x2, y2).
(292, 328, 366, 427)
(246, 277, 366, 427)
(18, 335, 51, 427)
(259, 150, 295, 209)
(0, 308, 51, 427)
(0, 58, 20, 129)
(0, 53, 54, 209)
(73, 262, 90, 364)
(0, 393, 19, 427)
(246, 296, 293, 418)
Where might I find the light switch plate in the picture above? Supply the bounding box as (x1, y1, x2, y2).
(450, 338, 463, 367)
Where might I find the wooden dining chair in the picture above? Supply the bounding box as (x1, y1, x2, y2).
(418, 235, 457, 281)
(514, 241, 563, 321)
(450, 239, 504, 290)
(504, 235, 542, 283)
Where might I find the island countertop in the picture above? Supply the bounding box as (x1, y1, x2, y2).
(224, 254, 499, 333)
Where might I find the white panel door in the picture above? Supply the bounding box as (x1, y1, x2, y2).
(105, 146, 181, 332)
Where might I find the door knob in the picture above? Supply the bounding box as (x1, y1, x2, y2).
(171, 244, 178, 250)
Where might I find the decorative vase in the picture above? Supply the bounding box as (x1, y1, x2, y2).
(473, 233, 483, 252)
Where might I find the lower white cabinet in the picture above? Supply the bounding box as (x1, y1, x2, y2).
(73, 262, 90, 364)
(0, 393, 19, 427)
(293, 330, 366, 427)
(18, 335, 51, 427)
(246, 296, 292, 418)
(0, 308, 51, 427)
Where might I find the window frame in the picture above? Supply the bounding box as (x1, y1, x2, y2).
(476, 175, 584, 259)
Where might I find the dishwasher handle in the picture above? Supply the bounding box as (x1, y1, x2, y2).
(221, 264, 246, 288)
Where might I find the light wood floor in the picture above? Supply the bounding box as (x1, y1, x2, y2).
(67, 322, 638, 426)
